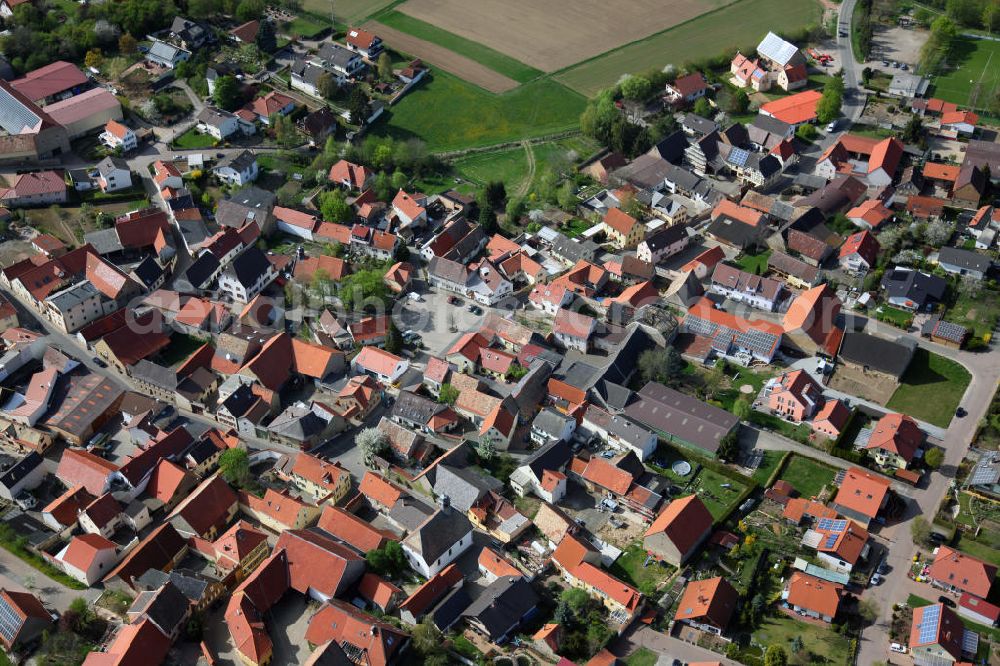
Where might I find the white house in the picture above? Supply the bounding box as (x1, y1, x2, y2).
(197, 107, 253, 141)
(580, 406, 658, 461)
(0, 452, 46, 502)
(95, 157, 132, 193)
(352, 346, 409, 384)
(56, 534, 121, 586)
(100, 120, 137, 153)
(400, 506, 473, 578)
(317, 42, 367, 78)
(637, 224, 688, 265)
(274, 206, 317, 240)
(530, 409, 576, 446)
(213, 150, 258, 186)
(146, 40, 190, 69)
(470, 262, 513, 306)
(217, 247, 276, 303)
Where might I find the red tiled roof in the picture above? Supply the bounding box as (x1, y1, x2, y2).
(928, 546, 997, 598)
(479, 546, 522, 578)
(645, 495, 714, 559)
(910, 602, 963, 661)
(168, 474, 238, 537)
(317, 506, 395, 553)
(866, 412, 922, 462)
(346, 27, 379, 50)
(231, 19, 260, 42)
(785, 572, 843, 617)
(552, 534, 598, 571)
(603, 207, 639, 236)
(275, 529, 363, 598)
(922, 162, 961, 182)
(399, 563, 463, 618)
(674, 576, 739, 629)
(358, 471, 404, 508)
(353, 346, 403, 378)
(62, 533, 116, 572)
(304, 599, 408, 666)
(839, 229, 880, 264)
(314, 222, 353, 245)
(56, 449, 118, 496)
(835, 466, 891, 519)
(670, 72, 708, 97)
(42, 485, 96, 528)
(760, 90, 822, 124)
(712, 199, 763, 226)
(570, 562, 642, 613)
(10, 61, 87, 102)
(392, 189, 426, 221)
(846, 199, 893, 227)
(356, 572, 402, 610)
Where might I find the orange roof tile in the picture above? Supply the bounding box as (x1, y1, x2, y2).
(835, 466, 891, 519)
(358, 471, 404, 508)
(317, 505, 395, 553)
(552, 533, 598, 571)
(785, 572, 843, 617)
(928, 545, 997, 598)
(570, 562, 642, 613)
(478, 546, 522, 578)
(712, 199, 764, 226)
(760, 89, 822, 124)
(603, 207, 639, 236)
(645, 495, 714, 559)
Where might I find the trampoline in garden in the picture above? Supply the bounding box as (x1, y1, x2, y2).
(672, 460, 692, 476)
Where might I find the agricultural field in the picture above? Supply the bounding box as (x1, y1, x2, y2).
(303, 0, 394, 23)
(930, 36, 1000, 111)
(886, 349, 972, 428)
(394, 0, 733, 72)
(373, 11, 543, 83)
(555, 0, 823, 95)
(377, 70, 585, 151)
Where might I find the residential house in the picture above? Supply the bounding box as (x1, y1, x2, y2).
(352, 346, 408, 384)
(831, 466, 892, 526)
(101, 119, 137, 153)
(602, 208, 645, 249)
(674, 577, 739, 636)
(240, 488, 321, 534)
(865, 412, 922, 469)
(55, 533, 119, 586)
(304, 600, 408, 666)
(0, 171, 67, 208)
(762, 369, 821, 421)
(0, 589, 53, 651)
(881, 267, 946, 311)
(937, 246, 992, 280)
(463, 576, 539, 644)
(680, 298, 784, 364)
(289, 453, 351, 504)
(709, 263, 784, 311)
(213, 150, 258, 186)
(509, 441, 572, 503)
(401, 504, 474, 578)
(636, 224, 688, 265)
(345, 28, 383, 58)
(839, 230, 880, 273)
(782, 572, 843, 622)
(274, 206, 318, 240)
(580, 406, 657, 461)
(553, 308, 596, 352)
(810, 519, 870, 573)
(664, 72, 709, 104)
(927, 546, 996, 599)
(644, 495, 714, 566)
(909, 603, 966, 666)
(145, 40, 191, 69)
(328, 160, 372, 191)
(847, 199, 894, 230)
(530, 408, 576, 446)
(564, 562, 643, 627)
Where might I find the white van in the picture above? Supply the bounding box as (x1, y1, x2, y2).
(890, 643, 907, 654)
(407, 292, 422, 302)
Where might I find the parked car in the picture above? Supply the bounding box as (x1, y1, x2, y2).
(826, 119, 839, 132)
(15, 494, 36, 510)
(939, 596, 956, 608)
(955, 406, 967, 417)
(468, 304, 483, 315)
(890, 643, 907, 654)
(447, 295, 462, 305)
(870, 573, 882, 585)
(92, 357, 107, 368)
(407, 292, 422, 302)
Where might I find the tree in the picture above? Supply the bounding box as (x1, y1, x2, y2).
(796, 123, 818, 142)
(858, 599, 880, 625)
(218, 448, 250, 487)
(256, 18, 276, 53)
(556, 181, 577, 211)
(475, 437, 496, 462)
(985, 0, 1000, 31)
(348, 86, 369, 126)
(924, 446, 944, 469)
(411, 619, 447, 664)
(319, 189, 352, 223)
(483, 181, 507, 210)
(316, 71, 338, 100)
(377, 52, 393, 82)
(911, 515, 932, 545)
(390, 169, 408, 191)
(561, 587, 592, 615)
(692, 97, 712, 118)
(703, 362, 725, 400)
(118, 32, 138, 54)
(733, 397, 751, 421)
(236, 0, 265, 22)
(84, 48, 103, 70)
(68, 598, 95, 633)
(620, 75, 652, 101)
(479, 205, 498, 234)
(901, 114, 925, 144)
(373, 171, 392, 200)
(506, 197, 526, 224)
(924, 219, 954, 246)
(764, 645, 788, 666)
(862, 66, 874, 85)
(366, 540, 407, 577)
(213, 75, 242, 111)
(920, 17, 958, 75)
(816, 74, 844, 124)
(729, 88, 750, 115)
(357, 427, 389, 467)
(438, 383, 459, 405)
(385, 321, 403, 354)
(717, 431, 741, 462)
(638, 347, 685, 386)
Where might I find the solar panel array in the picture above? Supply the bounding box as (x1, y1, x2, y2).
(0, 86, 42, 134)
(969, 461, 999, 486)
(933, 320, 968, 343)
(822, 533, 839, 549)
(917, 604, 941, 644)
(816, 518, 847, 533)
(728, 148, 750, 168)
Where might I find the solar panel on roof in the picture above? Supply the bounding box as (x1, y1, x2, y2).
(918, 605, 941, 644)
(729, 148, 750, 168)
(822, 533, 838, 549)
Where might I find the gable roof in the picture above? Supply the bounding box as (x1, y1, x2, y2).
(674, 576, 739, 629)
(645, 494, 714, 557)
(928, 545, 997, 598)
(866, 412, 922, 462)
(834, 466, 891, 520)
(785, 571, 843, 617)
(317, 506, 395, 554)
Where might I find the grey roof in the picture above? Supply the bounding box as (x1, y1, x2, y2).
(176, 215, 210, 248)
(392, 390, 449, 426)
(130, 360, 177, 392)
(317, 43, 362, 69)
(666, 270, 704, 308)
(531, 408, 573, 439)
(184, 252, 220, 290)
(128, 581, 189, 637)
(643, 224, 688, 252)
(938, 246, 992, 273)
(291, 58, 335, 87)
(837, 331, 916, 378)
(402, 507, 472, 563)
(592, 379, 634, 411)
(0, 452, 42, 490)
(880, 267, 946, 308)
(131, 256, 165, 290)
(706, 215, 760, 248)
(613, 154, 675, 189)
(550, 233, 598, 263)
(601, 325, 656, 386)
(220, 383, 261, 419)
(197, 106, 236, 129)
(625, 381, 738, 454)
(148, 40, 186, 63)
(432, 465, 501, 513)
(216, 186, 275, 228)
(387, 495, 434, 532)
(585, 405, 655, 448)
(682, 113, 718, 136)
(48, 281, 101, 313)
(134, 569, 213, 603)
(767, 250, 819, 284)
(462, 576, 538, 642)
(511, 361, 553, 418)
(750, 114, 792, 137)
(646, 130, 688, 164)
(216, 149, 256, 174)
(83, 227, 124, 255)
(889, 72, 929, 97)
(431, 585, 472, 632)
(268, 405, 327, 442)
(224, 246, 271, 288)
(96, 156, 129, 176)
(524, 440, 571, 480)
(427, 256, 471, 286)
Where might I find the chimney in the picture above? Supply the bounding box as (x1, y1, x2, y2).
(440, 494, 451, 514)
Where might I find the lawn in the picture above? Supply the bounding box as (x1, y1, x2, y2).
(907, 593, 932, 608)
(161, 333, 208, 367)
(377, 69, 585, 152)
(956, 530, 1000, 567)
(375, 10, 543, 83)
(887, 348, 971, 428)
(624, 648, 658, 666)
(553, 0, 823, 96)
(690, 467, 747, 519)
(945, 287, 1000, 340)
(751, 450, 787, 485)
(610, 542, 676, 597)
(874, 305, 914, 329)
(750, 614, 853, 666)
(452, 146, 529, 189)
(734, 249, 772, 275)
(778, 454, 837, 499)
(929, 36, 1000, 111)
(283, 16, 330, 39)
(562, 218, 592, 238)
(173, 128, 217, 150)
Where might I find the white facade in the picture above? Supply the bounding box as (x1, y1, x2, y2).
(99, 166, 132, 193)
(217, 264, 276, 303)
(100, 127, 137, 153)
(213, 159, 258, 186)
(57, 540, 120, 586)
(402, 528, 473, 578)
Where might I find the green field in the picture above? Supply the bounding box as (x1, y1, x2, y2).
(749, 614, 853, 666)
(303, 0, 394, 23)
(451, 135, 598, 193)
(554, 0, 823, 96)
(378, 70, 585, 151)
(173, 128, 217, 149)
(375, 10, 543, 83)
(887, 349, 971, 428)
(283, 16, 330, 39)
(734, 250, 772, 275)
(930, 36, 1000, 110)
(778, 455, 837, 499)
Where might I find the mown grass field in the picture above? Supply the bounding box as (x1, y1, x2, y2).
(778, 454, 837, 499)
(887, 349, 971, 428)
(930, 36, 1000, 109)
(553, 0, 823, 96)
(374, 10, 543, 83)
(377, 70, 585, 151)
(303, 0, 395, 23)
(450, 135, 599, 192)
